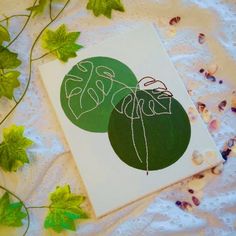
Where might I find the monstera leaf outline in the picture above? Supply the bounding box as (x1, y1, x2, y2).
(65, 60, 115, 120)
(111, 77, 173, 174)
(111, 86, 172, 119)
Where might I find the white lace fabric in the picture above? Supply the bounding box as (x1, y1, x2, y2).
(0, 0, 236, 235)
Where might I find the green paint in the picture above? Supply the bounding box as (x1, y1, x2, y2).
(60, 57, 138, 132)
(108, 90, 191, 171)
(61, 57, 191, 172)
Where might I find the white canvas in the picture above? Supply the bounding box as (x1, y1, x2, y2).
(39, 23, 222, 218)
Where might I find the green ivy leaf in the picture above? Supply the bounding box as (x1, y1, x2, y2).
(27, 0, 66, 17)
(0, 46, 21, 70)
(27, 0, 49, 17)
(42, 24, 83, 62)
(0, 192, 27, 227)
(0, 25, 10, 45)
(0, 71, 20, 99)
(44, 185, 88, 233)
(0, 125, 33, 172)
(87, 0, 125, 18)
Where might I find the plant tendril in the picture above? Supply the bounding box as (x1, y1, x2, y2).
(26, 205, 50, 209)
(6, 0, 38, 48)
(49, 0, 53, 21)
(31, 51, 53, 61)
(0, 0, 70, 126)
(0, 15, 29, 24)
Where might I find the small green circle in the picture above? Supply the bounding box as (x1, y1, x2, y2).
(108, 90, 191, 171)
(60, 57, 138, 132)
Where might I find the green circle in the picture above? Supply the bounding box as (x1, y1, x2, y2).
(60, 57, 138, 132)
(108, 90, 191, 171)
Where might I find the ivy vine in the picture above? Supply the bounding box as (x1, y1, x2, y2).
(0, 0, 125, 234)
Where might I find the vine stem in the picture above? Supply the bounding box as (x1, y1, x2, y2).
(5, 0, 38, 49)
(31, 51, 53, 61)
(49, 0, 53, 21)
(26, 206, 50, 209)
(0, 0, 70, 126)
(0, 185, 30, 236)
(13, 95, 17, 104)
(0, 14, 29, 23)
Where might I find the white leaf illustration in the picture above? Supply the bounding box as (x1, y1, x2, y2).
(111, 77, 173, 174)
(64, 60, 115, 120)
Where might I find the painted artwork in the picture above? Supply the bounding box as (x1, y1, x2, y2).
(60, 57, 191, 174)
(39, 24, 222, 217)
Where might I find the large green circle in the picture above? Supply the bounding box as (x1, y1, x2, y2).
(60, 57, 138, 132)
(108, 90, 191, 171)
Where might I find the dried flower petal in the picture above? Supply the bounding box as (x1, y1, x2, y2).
(198, 33, 206, 44)
(192, 196, 200, 206)
(211, 163, 224, 175)
(188, 89, 193, 96)
(218, 100, 227, 112)
(208, 119, 220, 132)
(207, 64, 218, 75)
(181, 201, 192, 211)
(205, 72, 216, 82)
(231, 91, 236, 113)
(199, 68, 205, 73)
(192, 150, 204, 165)
(175, 200, 181, 206)
(197, 102, 206, 113)
(169, 16, 181, 25)
(202, 108, 212, 123)
(194, 174, 204, 179)
(221, 148, 231, 161)
(188, 189, 194, 194)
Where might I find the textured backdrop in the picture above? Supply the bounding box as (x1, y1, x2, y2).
(0, 0, 236, 235)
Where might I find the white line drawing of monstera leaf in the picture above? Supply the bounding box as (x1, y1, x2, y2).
(111, 76, 173, 174)
(111, 76, 172, 119)
(64, 60, 115, 120)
